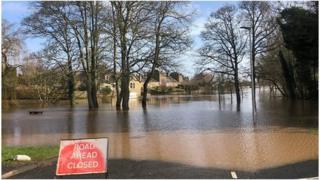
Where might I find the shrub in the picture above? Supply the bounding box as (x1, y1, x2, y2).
(100, 86, 112, 95)
(78, 82, 87, 91)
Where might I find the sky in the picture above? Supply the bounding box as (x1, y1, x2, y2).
(1, 1, 237, 77)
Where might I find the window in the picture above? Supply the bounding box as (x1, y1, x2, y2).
(130, 82, 135, 89)
(105, 75, 110, 81)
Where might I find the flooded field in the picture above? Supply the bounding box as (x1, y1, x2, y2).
(2, 90, 318, 171)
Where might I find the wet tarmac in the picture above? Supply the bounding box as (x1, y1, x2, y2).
(9, 159, 318, 179)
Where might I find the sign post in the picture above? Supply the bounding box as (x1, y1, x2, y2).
(56, 138, 108, 178)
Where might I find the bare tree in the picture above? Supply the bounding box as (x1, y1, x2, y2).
(22, 2, 76, 106)
(63, 1, 107, 109)
(112, 2, 154, 110)
(239, 1, 277, 111)
(141, 2, 192, 108)
(101, 3, 122, 109)
(110, 3, 121, 109)
(2, 19, 23, 100)
(24, 1, 110, 109)
(2, 19, 23, 73)
(199, 5, 246, 111)
(19, 53, 65, 104)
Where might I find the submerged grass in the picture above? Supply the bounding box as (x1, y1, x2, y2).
(2, 146, 59, 167)
(309, 128, 318, 134)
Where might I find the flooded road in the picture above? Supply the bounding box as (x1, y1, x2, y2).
(2, 90, 318, 171)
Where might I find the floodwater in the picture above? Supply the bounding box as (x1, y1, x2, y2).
(2, 89, 318, 171)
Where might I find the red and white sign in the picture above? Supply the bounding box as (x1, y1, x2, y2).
(56, 138, 108, 176)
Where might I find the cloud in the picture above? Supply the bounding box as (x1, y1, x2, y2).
(175, 48, 202, 77)
(190, 17, 206, 37)
(188, 2, 207, 37)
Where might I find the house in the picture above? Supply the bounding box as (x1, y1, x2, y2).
(98, 72, 143, 99)
(99, 73, 115, 93)
(148, 69, 182, 88)
(187, 72, 214, 94)
(169, 72, 189, 83)
(97, 69, 189, 98)
(129, 75, 143, 98)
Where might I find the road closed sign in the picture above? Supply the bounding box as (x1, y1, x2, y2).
(56, 138, 108, 176)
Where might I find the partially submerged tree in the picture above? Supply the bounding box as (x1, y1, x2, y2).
(141, 2, 192, 108)
(239, 1, 277, 111)
(256, 44, 293, 97)
(278, 6, 318, 99)
(24, 1, 108, 109)
(110, 3, 121, 109)
(199, 5, 246, 111)
(112, 2, 155, 110)
(67, 1, 106, 109)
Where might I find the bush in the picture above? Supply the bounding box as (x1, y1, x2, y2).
(78, 82, 87, 91)
(16, 87, 38, 99)
(172, 87, 185, 92)
(100, 86, 112, 95)
(149, 87, 174, 95)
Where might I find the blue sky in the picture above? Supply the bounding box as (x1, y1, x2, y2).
(2, 1, 237, 77)
(2, 1, 45, 52)
(179, 1, 237, 76)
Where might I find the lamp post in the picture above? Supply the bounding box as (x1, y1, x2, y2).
(240, 26, 256, 116)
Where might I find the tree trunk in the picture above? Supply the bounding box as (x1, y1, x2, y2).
(2, 52, 7, 72)
(230, 85, 233, 104)
(111, 4, 121, 110)
(86, 75, 95, 109)
(88, 63, 99, 109)
(142, 65, 156, 108)
(278, 50, 296, 99)
(116, 82, 122, 110)
(121, 74, 130, 110)
(234, 79, 241, 112)
(67, 57, 74, 107)
(91, 79, 99, 108)
(251, 32, 257, 113)
(67, 76, 74, 107)
(218, 80, 222, 110)
(230, 54, 241, 111)
(88, 1, 99, 109)
(142, 20, 162, 108)
(142, 82, 148, 108)
(116, 2, 130, 110)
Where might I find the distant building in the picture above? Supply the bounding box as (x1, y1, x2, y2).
(98, 72, 143, 99)
(129, 75, 143, 98)
(94, 69, 189, 98)
(148, 69, 187, 88)
(186, 72, 214, 94)
(170, 72, 188, 83)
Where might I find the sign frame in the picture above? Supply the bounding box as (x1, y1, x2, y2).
(55, 137, 109, 178)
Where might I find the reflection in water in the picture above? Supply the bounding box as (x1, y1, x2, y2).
(66, 110, 73, 138)
(86, 110, 97, 134)
(2, 90, 318, 171)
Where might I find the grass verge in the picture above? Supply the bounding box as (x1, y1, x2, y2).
(309, 128, 318, 134)
(2, 146, 59, 169)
